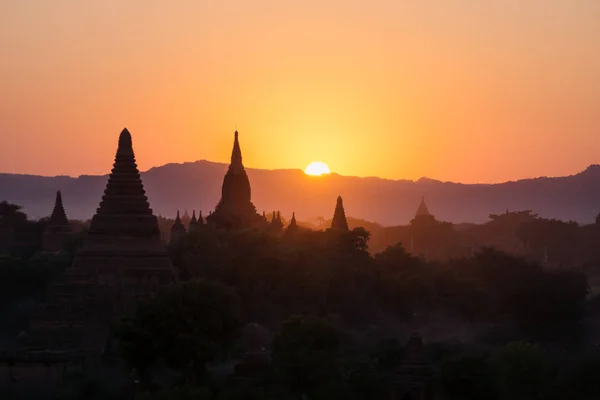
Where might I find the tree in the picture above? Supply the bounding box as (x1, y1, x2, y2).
(272, 315, 343, 396)
(490, 342, 553, 400)
(116, 280, 243, 388)
(441, 356, 497, 400)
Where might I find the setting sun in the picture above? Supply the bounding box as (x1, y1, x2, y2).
(304, 162, 331, 176)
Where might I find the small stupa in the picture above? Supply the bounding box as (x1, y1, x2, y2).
(42, 190, 72, 252)
(330, 196, 349, 231)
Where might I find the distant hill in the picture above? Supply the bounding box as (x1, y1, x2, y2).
(1, 161, 600, 225)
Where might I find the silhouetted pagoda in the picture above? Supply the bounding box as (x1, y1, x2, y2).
(412, 196, 436, 225)
(330, 196, 349, 231)
(27, 128, 177, 352)
(206, 131, 263, 230)
(286, 212, 299, 233)
(41, 190, 72, 252)
(188, 210, 198, 233)
(269, 211, 284, 233)
(171, 210, 186, 242)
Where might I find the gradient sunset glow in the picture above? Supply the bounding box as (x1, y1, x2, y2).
(1, 1, 600, 183)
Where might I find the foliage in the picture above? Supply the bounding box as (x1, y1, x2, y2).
(490, 342, 553, 400)
(116, 280, 243, 387)
(272, 315, 343, 396)
(441, 356, 497, 400)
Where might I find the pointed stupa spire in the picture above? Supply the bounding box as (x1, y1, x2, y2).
(188, 210, 198, 233)
(49, 190, 69, 226)
(231, 130, 243, 170)
(171, 210, 186, 240)
(42, 190, 71, 251)
(331, 196, 349, 231)
(197, 210, 204, 225)
(286, 212, 299, 233)
(87, 128, 162, 239)
(415, 196, 431, 217)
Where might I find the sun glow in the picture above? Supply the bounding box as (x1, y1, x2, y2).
(304, 161, 331, 176)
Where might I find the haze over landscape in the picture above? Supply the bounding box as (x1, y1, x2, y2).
(2, 0, 600, 183)
(4, 2, 600, 399)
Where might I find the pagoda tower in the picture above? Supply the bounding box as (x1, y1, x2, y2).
(26, 128, 177, 352)
(269, 211, 284, 233)
(330, 196, 349, 231)
(188, 210, 198, 233)
(410, 196, 437, 227)
(206, 131, 263, 230)
(42, 190, 72, 252)
(285, 212, 299, 234)
(197, 210, 205, 226)
(171, 210, 186, 243)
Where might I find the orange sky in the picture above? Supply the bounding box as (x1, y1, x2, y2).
(1, 0, 599, 183)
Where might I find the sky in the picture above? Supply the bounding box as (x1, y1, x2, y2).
(1, 0, 599, 183)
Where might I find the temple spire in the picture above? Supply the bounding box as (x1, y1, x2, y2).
(231, 130, 242, 169)
(171, 210, 186, 242)
(331, 196, 349, 231)
(206, 129, 262, 230)
(49, 190, 68, 226)
(189, 210, 198, 233)
(286, 212, 299, 233)
(415, 196, 431, 217)
(117, 127, 133, 157)
(42, 190, 71, 252)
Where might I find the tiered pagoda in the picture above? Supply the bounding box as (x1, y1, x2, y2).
(171, 210, 186, 242)
(206, 131, 264, 230)
(330, 196, 349, 231)
(41, 190, 72, 252)
(26, 128, 177, 352)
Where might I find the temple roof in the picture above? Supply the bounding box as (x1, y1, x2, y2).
(86, 128, 162, 241)
(171, 210, 186, 233)
(231, 130, 243, 171)
(286, 212, 299, 233)
(415, 196, 431, 217)
(190, 210, 198, 225)
(48, 190, 69, 227)
(207, 130, 262, 230)
(331, 196, 349, 231)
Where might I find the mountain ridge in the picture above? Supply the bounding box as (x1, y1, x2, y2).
(1, 160, 600, 225)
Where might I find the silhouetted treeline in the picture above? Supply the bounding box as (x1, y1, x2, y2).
(2, 201, 600, 398)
